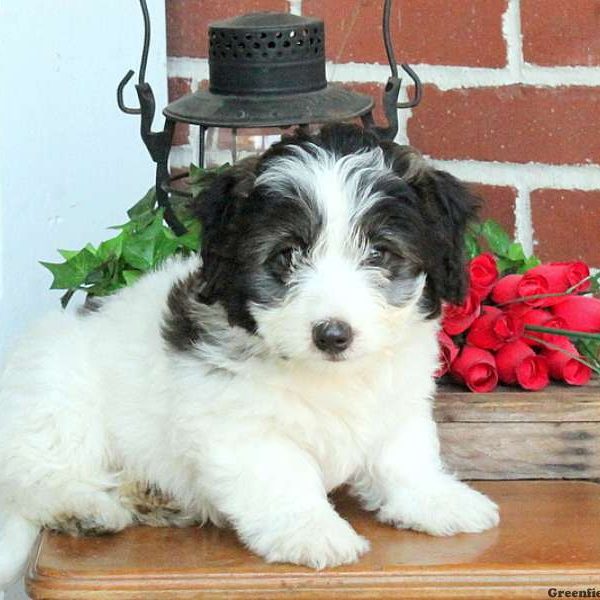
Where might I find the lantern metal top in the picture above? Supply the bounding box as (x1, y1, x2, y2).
(116, 0, 423, 235)
(163, 12, 374, 128)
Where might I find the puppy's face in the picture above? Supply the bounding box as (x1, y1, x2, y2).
(196, 124, 478, 362)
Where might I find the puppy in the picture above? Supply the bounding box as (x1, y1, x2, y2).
(0, 123, 498, 584)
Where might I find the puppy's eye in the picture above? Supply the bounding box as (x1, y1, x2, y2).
(268, 246, 298, 279)
(365, 244, 398, 267)
(274, 247, 294, 268)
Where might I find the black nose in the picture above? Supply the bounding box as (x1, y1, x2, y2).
(312, 320, 354, 354)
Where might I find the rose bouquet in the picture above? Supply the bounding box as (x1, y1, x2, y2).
(437, 220, 600, 393)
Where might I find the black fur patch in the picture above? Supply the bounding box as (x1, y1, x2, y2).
(161, 269, 206, 352)
(187, 122, 479, 338)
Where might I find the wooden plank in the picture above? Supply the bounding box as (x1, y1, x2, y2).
(434, 380, 600, 423)
(27, 481, 600, 599)
(439, 421, 600, 479)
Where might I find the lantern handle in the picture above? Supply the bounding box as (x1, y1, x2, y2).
(117, 0, 151, 114)
(367, 0, 423, 140)
(116, 0, 186, 235)
(382, 0, 422, 110)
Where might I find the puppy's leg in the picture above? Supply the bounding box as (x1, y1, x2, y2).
(47, 485, 134, 536)
(356, 414, 499, 536)
(200, 435, 369, 569)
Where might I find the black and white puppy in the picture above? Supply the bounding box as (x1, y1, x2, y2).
(0, 123, 498, 583)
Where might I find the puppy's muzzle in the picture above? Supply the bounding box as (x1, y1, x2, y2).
(312, 319, 354, 355)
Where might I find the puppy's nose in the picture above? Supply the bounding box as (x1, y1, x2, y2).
(312, 319, 354, 354)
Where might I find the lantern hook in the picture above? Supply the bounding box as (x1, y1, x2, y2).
(116, 0, 186, 235)
(117, 0, 151, 114)
(367, 0, 423, 140)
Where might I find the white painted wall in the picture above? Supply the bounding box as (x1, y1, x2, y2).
(0, 0, 168, 363)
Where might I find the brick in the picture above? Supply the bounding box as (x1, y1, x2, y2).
(168, 77, 192, 146)
(303, 0, 507, 67)
(469, 184, 516, 236)
(167, 0, 289, 58)
(407, 85, 600, 165)
(531, 189, 600, 264)
(522, 0, 600, 66)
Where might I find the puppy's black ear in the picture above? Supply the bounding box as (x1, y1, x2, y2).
(193, 158, 258, 305)
(382, 142, 480, 314)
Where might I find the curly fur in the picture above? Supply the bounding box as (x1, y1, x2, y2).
(0, 124, 496, 586)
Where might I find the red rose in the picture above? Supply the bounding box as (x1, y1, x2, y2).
(551, 296, 600, 333)
(548, 261, 591, 293)
(520, 264, 587, 306)
(442, 289, 481, 335)
(542, 340, 592, 386)
(466, 306, 524, 350)
(517, 271, 561, 308)
(469, 253, 499, 301)
(495, 341, 549, 390)
(450, 346, 498, 393)
(434, 331, 459, 377)
(521, 309, 568, 348)
(491, 274, 522, 305)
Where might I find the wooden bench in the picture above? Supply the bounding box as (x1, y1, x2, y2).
(26, 384, 600, 599)
(26, 481, 600, 599)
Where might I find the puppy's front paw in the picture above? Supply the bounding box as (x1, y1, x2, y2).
(378, 479, 499, 536)
(258, 511, 370, 569)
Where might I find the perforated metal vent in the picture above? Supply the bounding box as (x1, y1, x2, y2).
(164, 10, 373, 128)
(209, 24, 324, 62)
(208, 12, 327, 95)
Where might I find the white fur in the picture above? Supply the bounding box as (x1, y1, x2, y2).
(0, 149, 498, 586)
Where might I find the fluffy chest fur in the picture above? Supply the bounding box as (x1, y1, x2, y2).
(76, 254, 437, 498)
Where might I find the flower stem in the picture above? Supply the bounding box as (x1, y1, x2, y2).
(523, 334, 600, 375)
(496, 273, 599, 307)
(524, 324, 600, 341)
(498, 291, 587, 307)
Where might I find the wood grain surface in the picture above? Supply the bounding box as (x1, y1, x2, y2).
(435, 380, 600, 423)
(436, 382, 600, 479)
(27, 481, 600, 599)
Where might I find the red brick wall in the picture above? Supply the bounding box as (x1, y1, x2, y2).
(165, 0, 600, 264)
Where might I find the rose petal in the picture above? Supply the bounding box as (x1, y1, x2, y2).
(451, 346, 498, 393)
(466, 306, 524, 350)
(442, 289, 482, 336)
(469, 253, 499, 301)
(495, 340, 535, 384)
(491, 274, 522, 305)
(514, 355, 549, 391)
(521, 309, 568, 348)
(551, 296, 600, 333)
(435, 330, 459, 378)
(548, 261, 591, 293)
(542, 341, 593, 386)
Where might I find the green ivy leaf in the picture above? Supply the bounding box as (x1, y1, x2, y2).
(177, 221, 202, 251)
(464, 232, 480, 260)
(188, 163, 231, 197)
(507, 242, 526, 262)
(481, 220, 512, 257)
(41, 248, 102, 290)
(496, 257, 515, 274)
(122, 269, 143, 286)
(122, 233, 159, 271)
(97, 232, 124, 261)
(127, 188, 156, 221)
(517, 255, 542, 273)
(42, 165, 220, 306)
(155, 236, 182, 265)
(58, 249, 79, 261)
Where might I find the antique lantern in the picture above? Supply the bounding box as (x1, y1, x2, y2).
(117, 0, 422, 235)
